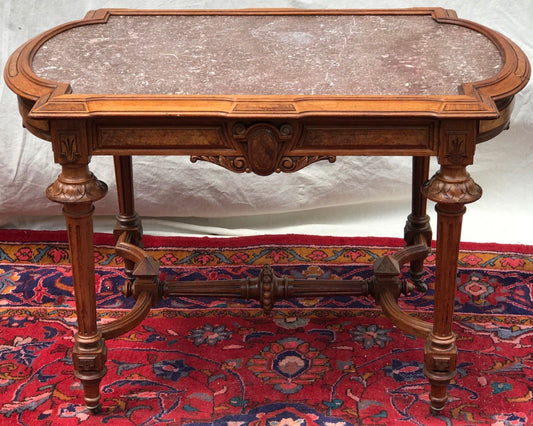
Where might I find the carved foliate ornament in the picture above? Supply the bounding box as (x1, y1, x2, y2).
(422, 166, 482, 204)
(438, 120, 476, 166)
(190, 155, 249, 173)
(46, 171, 108, 204)
(445, 134, 468, 164)
(59, 133, 81, 163)
(50, 120, 91, 166)
(191, 122, 335, 175)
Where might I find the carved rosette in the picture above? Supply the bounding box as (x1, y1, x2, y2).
(191, 122, 336, 175)
(422, 166, 482, 204)
(46, 170, 108, 204)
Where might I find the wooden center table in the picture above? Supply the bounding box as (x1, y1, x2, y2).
(4, 8, 530, 415)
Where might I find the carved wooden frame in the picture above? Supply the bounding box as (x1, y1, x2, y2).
(5, 8, 530, 135)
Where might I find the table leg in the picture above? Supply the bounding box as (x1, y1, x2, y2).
(65, 202, 108, 412)
(46, 165, 108, 412)
(424, 202, 463, 413)
(113, 156, 143, 276)
(405, 156, 432, 290)
(113, 156, 142, 241)
(421, 165, 482, 413)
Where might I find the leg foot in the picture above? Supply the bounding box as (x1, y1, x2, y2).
(87, 404, 102, 415)
(60, 197, 108, 410)
(424, 332, 457, 413)
(72, 333, 107, 412)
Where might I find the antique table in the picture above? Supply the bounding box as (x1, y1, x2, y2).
(4, 8, 530, 415)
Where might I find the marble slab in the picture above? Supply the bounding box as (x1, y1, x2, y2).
(32, 13, 503, 96)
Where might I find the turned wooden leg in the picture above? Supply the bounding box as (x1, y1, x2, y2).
(422, 165, 482, 414)
(405, 156, 432, 291)
(113, 156, 143, 276)
(46, 165, 108, 412)
(113, 155, 142, 242)
(66, 202, 108, 412)
(424, 202, 463, 413)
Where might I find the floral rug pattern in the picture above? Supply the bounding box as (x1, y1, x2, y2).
(0, 231, 532, 425)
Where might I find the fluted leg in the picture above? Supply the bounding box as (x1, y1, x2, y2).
(66, 202, 107, 412)
(424, 202, 463, 413)
(47, 165, 108, 412)
(422, 165, 482, 413)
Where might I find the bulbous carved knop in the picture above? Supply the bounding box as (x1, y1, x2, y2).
(422, 167, 482, 204)
(46, 172, 108, 204)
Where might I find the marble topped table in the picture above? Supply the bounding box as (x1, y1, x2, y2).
(4, 8, 530, 415)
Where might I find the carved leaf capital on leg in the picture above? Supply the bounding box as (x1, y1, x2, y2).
(47, 164, 108, 412)
(422, 165, 482, 205)
(421, 163, 481, 414)
(46, 165, 108, 204)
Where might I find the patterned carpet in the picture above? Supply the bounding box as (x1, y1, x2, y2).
(0, 230, 532, 425)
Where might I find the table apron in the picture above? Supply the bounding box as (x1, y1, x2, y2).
(90, 121, 437, 157)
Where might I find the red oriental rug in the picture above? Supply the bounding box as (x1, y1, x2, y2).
(0, 230, 532, 425)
